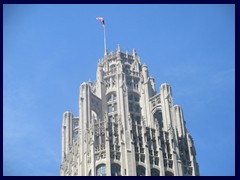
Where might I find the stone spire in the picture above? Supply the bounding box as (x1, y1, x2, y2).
(104, 48, 108, 57)
(117, 44, 121, 53)
(132, 48, 136, 58)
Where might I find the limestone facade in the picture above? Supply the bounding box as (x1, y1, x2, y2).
(60, 45, 200, 176)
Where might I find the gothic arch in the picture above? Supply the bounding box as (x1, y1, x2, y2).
(151, 168, 160, 176)
(136, 165, 146, 176)
(96, 164, 106, 176)
(152, 108, 163, 128)
(90, 95, 102, 117)
(165, 170, 174, 176)
(106, 91, 117, 100)
(151, 105, 162, 115)
(111, 163, 121, 176)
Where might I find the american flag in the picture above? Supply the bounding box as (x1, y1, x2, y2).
(96, 17, 105, 28)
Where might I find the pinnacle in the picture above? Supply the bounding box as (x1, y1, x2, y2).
(117, 44, 121, 53)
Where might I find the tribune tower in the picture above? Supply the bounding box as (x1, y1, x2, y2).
(60, 45, 200, 176)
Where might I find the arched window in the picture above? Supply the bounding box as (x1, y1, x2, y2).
(136, 166, 145, 176)
(111, 164, 121, 176)
(96, 164, 106, 176)
(153, 110, 163, 128)
(165, 171, 174, 176)
(151, 169, 160, 176)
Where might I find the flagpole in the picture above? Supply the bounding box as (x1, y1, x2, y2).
(104, 27, 107, 56)
(96, 17, 107, 56)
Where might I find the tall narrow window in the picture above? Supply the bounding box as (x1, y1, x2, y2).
(114, 103, 117, 111)
(129, 94, 133, 101)
(111, 164, 121, 176)
(129, 103, 133, 112)
(73, 131, 78, 141)
(128, 93, 141, 121)
(135, 104, 140, 112)
(108, 105, 112, 113)
(134, 95, 139, 102)
(113, 94, 117, 101)
(107, 93, 117, 114)
(107, 96, 112, 103)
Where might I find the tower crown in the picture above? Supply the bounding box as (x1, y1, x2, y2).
(60, 45, 199, 176)
(100, 45, 140, 67)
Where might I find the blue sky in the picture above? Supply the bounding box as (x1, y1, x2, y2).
(3, 4, 235, 176)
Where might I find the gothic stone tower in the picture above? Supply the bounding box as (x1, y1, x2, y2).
(60, 45, 200, 176)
